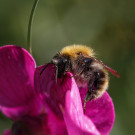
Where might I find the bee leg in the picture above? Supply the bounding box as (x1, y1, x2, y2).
(84, 90, 94, 114)
(83, 78, 96, 114)
(40, 63, 51, 75)
(60, 74, 66, 85)
(61, 62, 70, 85)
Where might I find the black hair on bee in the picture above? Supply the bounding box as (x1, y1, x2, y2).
(40, 45, 120, 113)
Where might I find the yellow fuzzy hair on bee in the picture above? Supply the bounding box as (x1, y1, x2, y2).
(61, 44, 95, 58)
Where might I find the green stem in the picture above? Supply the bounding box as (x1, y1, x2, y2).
(27, 0, 39, 54)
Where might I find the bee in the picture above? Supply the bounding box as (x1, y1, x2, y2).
(40, 45, 120, 113)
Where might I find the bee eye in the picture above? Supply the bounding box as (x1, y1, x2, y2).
(62, 58, 67, 63)
(84, 58, 92, 64)
(58, 57, 67, 64)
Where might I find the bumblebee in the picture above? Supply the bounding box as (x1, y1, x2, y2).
(40, 45, 120, 113)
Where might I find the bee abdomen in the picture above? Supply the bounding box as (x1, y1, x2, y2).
(93, 71, 109, 98)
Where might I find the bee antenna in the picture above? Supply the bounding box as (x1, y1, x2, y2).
(40, 63, 51, 75)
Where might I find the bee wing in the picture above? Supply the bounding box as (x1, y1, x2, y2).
(92, 58, 120, 78)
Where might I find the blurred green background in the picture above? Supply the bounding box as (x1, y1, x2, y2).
(0, 0, 135, 134)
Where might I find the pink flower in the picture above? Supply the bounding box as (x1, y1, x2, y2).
(35, 64, 115, 135)
(0, 45, 115, 135)
(0, 45, 46, 135)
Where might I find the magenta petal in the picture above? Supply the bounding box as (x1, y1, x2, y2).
(3, 129, 12, 135)
(1, 96, 43, 120)
(10, 114, 67, 135)
(35, 65, 72, 118)
(63, 78, 100, 135)
(1, 106, 28, 120)
(80, 88, 115, 135)
(11, 116, 50, 135)
(0, 45, 36, 107)
(46, 111, 68, 135)
(35, 64, 115, 135)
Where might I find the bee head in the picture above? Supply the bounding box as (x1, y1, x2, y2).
(51, 54, 69, 83)
(51, 55, 68, 67)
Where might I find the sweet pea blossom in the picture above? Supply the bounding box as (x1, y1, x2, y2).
(0, 45, 115, 135)
(35, 65, 115, 135)
(0, 45, 45, 135)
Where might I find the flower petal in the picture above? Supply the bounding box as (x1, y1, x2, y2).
(11, 115, 51, 135)
(35, 64, 115, 135)
(46, 111, 68, 135)
(0, 45, 36, 107)
(3, 129, 12, 135)
(35, 65, 72, 119)
(63, 78, 100, 135)
(1, 96, 43, 120)
(80, 88, 115, 135)
(11, 113, 68, 135)
(35, 65, 100, 135)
